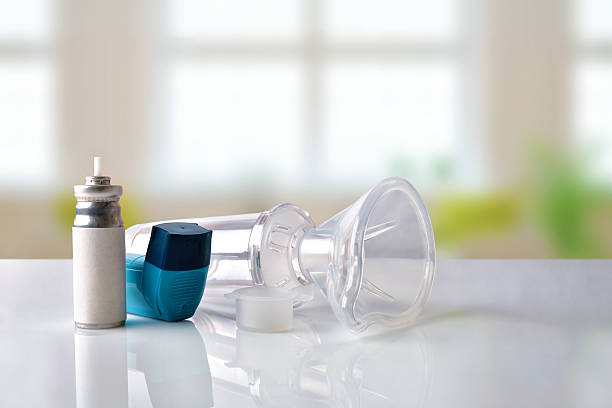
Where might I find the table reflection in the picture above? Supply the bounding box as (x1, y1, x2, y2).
(192, 310, 432, 408)
(69, 305, 612, 407)
(74, 327, 128, 408)
(73, 308, 432, 407)
(74, 318, 212, 408)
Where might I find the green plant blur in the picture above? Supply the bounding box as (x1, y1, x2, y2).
(51, 145, 611, 258)
(429, 145, 612, 258)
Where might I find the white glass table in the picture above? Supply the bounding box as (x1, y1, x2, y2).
(1, 259, 611, 407)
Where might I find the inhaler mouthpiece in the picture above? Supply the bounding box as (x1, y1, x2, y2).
(126, 177, 435, 333)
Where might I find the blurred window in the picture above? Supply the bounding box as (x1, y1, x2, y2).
(161, 0, 461, 189)
(574, 0, 612, 178)
(324, 0, 457, 41)
(167, 61, 302, 186)
(168, 0, 302, 40)
(0, 0, 53, 187)
(576, 0, 612, 41)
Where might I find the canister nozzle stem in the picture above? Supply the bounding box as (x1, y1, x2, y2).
(94, 156, 103, 176)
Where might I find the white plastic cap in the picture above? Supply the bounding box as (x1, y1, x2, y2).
(225, 287, 296, 332)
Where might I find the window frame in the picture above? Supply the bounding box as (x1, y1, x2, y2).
(154, 0, 473, 191)
(0, 6, 54, 189)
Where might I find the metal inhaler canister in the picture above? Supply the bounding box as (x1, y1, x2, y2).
(73, 156, 126, 329)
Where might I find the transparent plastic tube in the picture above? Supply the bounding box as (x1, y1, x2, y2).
(126, 208, 314, 316)
(127, 213, 260, 285)
(126, 178, 436, 332)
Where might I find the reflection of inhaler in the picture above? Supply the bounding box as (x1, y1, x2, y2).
(126, 319, 213, 408)
(73, 320, 213, 408)
(192, 311, 432, 407)
(127, 177, 436, 332)
(74, 329, 128, 408)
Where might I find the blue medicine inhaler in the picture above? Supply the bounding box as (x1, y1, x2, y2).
(126, 222, 212, 321)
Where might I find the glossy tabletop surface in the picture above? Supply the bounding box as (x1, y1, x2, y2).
(1, 259, 612, 407)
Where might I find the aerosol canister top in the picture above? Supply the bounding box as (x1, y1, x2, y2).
(73, 156, 122, 202)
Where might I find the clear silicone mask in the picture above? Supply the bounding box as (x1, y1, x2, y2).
(125, 177, 435, 332)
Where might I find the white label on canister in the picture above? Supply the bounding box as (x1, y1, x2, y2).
(73, 227, 126, 326)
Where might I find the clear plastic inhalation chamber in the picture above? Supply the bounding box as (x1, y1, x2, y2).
(126, 177, 435, 332)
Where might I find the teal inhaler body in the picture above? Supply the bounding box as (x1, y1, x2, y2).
(126, 222, 212, 321)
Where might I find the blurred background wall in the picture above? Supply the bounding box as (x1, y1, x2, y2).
(0, 0, 611, 258)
